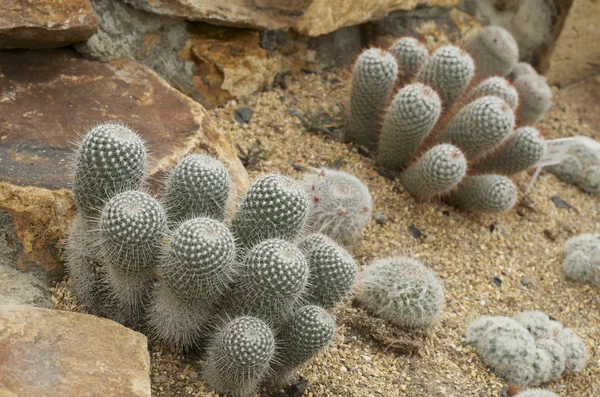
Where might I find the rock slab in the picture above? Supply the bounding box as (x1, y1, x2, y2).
(0, 0, 98, 49)
(0, 49, 248, 277)
(0, 305, 151, 396)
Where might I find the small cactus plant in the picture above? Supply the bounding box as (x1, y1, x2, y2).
(231, 174, 310, 250)
(514, 74, 552, 125)
(202, 316, 276, 397)
(302, 168, 372, 245)
(447, 174, 518, 214)
(512, 311, 553, 340)
(162, 154, 231, 223)
(468, 76, 519, 110)
(536, 338, 566, 381)
(399, 144, 467, 200)
(72, 122, 147, 216)
(378, 83, 442, 170)
(464, 25, 519, 79)
(517, 390, 559, 397)
(510, 62, 538, 79)
(356, 256, 444, 328)
(345, 48, 398, 149)
(555, 327, 588, 373)
(561, 233, 600, 287)
(388, 37, 429, 81)
(548, 136, 600, 195)
(298, 234, 357, 309)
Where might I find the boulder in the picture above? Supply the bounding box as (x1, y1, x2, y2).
(0, 305, 150, 397)
(542, 0, 600, 87)
(120, 0, 459, 36)
(0, 0, 98, 49)
(0, 49, 248, 277)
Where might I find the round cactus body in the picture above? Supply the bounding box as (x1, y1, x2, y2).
(555, 327, 588, 373)
(536, 339, 566, 381)
(563, 233, 600, 256)
(203, 316, 276, 397)
(415, 45, 475, 106)
(448, 174, 518, 213)
(570, 136, 600, 167)
(399, 144, 467, 200)
(516, 390, 559, 397)
(514, 74, 552, 125)
(299, 234, 357, 309)
(357, 256, 445, 328)
(465, 315, 498, 346)
(547, 154, 582, 184)
(276, 305, 335, 371)
(468, 77, 519, 109)
(346, 48, 398, 149)
(163, 154, 231, 223)
(228, 239, 309, 321)
(563, 250, 593, 283)
(577, 165, 600, 195)
(378, 83, 442, 170)
(160, 217, 236, 305)
(510, 62, 538, 79)
(231, 174, 310, 250)
(302, 168, 372, 245)
(464, 25, 519, 79)
(475, 127, 546, 175)
(512, 311, 552, 340)
(73, 122, 146, 216)
(440, 96, 515, 161)
(388, 37, 429, 81)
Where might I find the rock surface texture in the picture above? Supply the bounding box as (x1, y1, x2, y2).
(0, 49, 248, 277)
(0, 305, 151, 397)
(0, 0, 98, 49)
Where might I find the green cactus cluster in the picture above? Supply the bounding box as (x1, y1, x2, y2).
(466, 311, 588, 386)
(65, 122, 358, 396)
(548, 136, 600, 196)
(345, 30, 551, 214)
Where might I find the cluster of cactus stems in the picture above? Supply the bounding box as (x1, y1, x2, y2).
(466, 311, 588, 387)
(561, 233, 600, 288)
(548, 136, 600, 196)
(65, 122, 358, 397)
(345, 26, 552, 213)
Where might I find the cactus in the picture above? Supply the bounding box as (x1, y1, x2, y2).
(468, 77, 519, 110)
(298, 234, 357, 309)
(302, 168, 372, 245)
(465, 315, 497, 345)
(564, 233, 600, 256)
(531, 347, 553, 384)
(227, 239, 309, 322)
(547, 154, 582, 184)
(345, 48, 398, 149)
(536, 339, 566, 381)
(516, 390, 559, 397)
(555, 328, 588, 373)
(514, 74, 552, 125)
(163, 154, 231, 223)
(464, 25, 519, 79)
(510, 62, 538, 79)
(577, 165, 600, 195)
(231, 174, 310, 250)
(203, 316, 275, 397)
(447, 174, 517, 213)
(72, 122, 146, 216)
(377, 83, 442, 170)
(475, 127, 546, 175)
(439, 96, 515, 161)
(357, 256, 444, 328)
(512, 311, 553, 340)
(274, 305, 335, 373)
(399, 144, 467, 200)
(388, 37, 429, 81)
(563, 250, 593, 283)
(415, 45, 475, 106)
(99, 190, 166, 324)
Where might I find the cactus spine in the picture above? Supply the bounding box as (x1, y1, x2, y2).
(464, 25, 519, 79)
(399, 144, 467, 200)
(448, 174, 517, 213)
(388, 37, 429, 81)
(378, 83, 442, 170)
(345, 49, 398, 149)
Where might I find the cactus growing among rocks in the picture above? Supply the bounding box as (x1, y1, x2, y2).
(72, 122, 147, 216)
(468, 77, 519, 109)
(345, 48, 398, 149)
(448, 174, 518, 214)
(514, 74, 552, 125)
(535, 339, 566, 381)
(302, 168, 372, 245)
(548, 136, 600, 195)
(356, 256, 444, 328)
(416, 45, 475, 106)
(562, 233, 600, 287)
(231, 174, 310, 250)
(162, 154, 231, 223)
(513, 311, 553, 340)
(378, 83, 442, 170)
(202, 316, 276, 397)
(399, 144, 467, 200)
(555, 327, 588, 373)
(464, 25, 519, 79)
(388, 37, 429, 81)
(517, 390, 559, 397)
(298, 234, 357, 309)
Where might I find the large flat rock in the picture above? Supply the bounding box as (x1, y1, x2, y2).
(0, 305, 150, 396)
(0, 0, 98, 49)
(0, 49, 248, 277)
(121, 0, 459, 36)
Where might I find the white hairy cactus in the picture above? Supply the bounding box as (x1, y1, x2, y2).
(512, 311, 553, 340)
(536, 339, 566, 381)
(562, 233, 600, 287)
(510, 62, 538, 79)
(468, 76, 519, 110)
(357, 256, 444, 328)
(555, 328, 588, 373)
(464, 25, 519, 79)
(448, 174, 518, 213)
(302, 168, 373, 245)
(514, 74, 552, 125)
(517, 389, 559, 397)
(388, 37, 429, 81)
